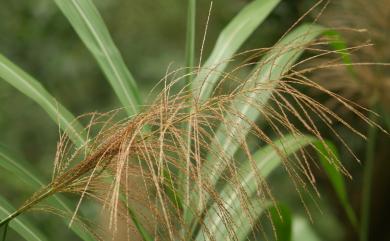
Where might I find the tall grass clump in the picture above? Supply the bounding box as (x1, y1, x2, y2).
(0, 1, 386, 241)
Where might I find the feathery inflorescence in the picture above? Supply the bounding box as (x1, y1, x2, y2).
(0, 29, 383, 241)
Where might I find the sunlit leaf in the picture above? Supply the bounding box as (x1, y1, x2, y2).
(291, 216, 321, 241)
(194, 135, 315, 240)
(203, 24, 326, 187)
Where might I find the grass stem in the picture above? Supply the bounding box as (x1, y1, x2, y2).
(1, 221, 8, 241)
(185, 0, 196, 86)
(182, 0, 196, 230)
(360, 109, 378, 241)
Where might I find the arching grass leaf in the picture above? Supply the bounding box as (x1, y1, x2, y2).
(0, 54, 86, 147)
(52, 0, 142, 115)
(0, 147, 94, 241)
(183, 0, 280, 203)
(314, 141, 358, 229)
(203, 24, 326, 186)
(194, 135, 354, 241)
(0, 196, 47, 241)
(126, 207, 154, 241)
(194, 135, 315, 240)
(269, 204, 292, 241)
(192, 0, 280, 102)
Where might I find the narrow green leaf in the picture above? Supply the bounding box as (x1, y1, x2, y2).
(194, 135, 315, 240)
(195, 202, 292, 241)
(0, 196, 47, 241)
(192, 0, 280, 102)
(0, 147, 94, 241)
(1, 221, 8, 241)
(360, 109, 379, 241)
(313, 141, 358, 229)
(269, 204, 292, 241)
(52, 0, 141, 115)
(0, 69, 93, 239)
(0, 54, 86, 147)
(194, 135, 350, 240)
(323, 30, 352, 66)
(126, 207, 153, 241)
(203, 24, 326, 187)
(0, 146, 42, 190)
(116, 179, 154, 241)
(163, 169, 183, 212)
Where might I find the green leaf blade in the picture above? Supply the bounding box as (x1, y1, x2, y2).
(194, 135, 315, 240)
(192, 0, 281, 102)
(0, 54, 86, 147)
(0, 148, 94, 241)
(314, 141, 358, 229)
(269, 204, 292, 241)
(204, 24, 326, 186)
(0, 196, 48, 241)
(53, 0, 142, 115)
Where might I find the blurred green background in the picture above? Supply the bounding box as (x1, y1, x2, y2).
(0, 0, 388, 240)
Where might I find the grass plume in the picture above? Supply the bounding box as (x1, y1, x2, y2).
(0, 27, 383, 241)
